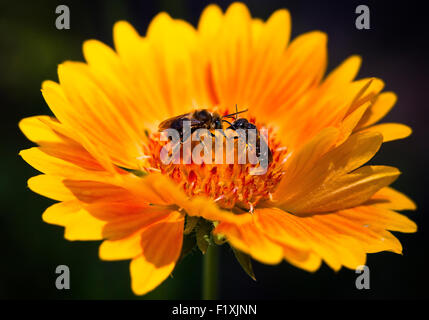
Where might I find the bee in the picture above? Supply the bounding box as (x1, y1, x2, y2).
(158, 108, 247, 142)
(158, 106, 272, 164)
(222, 108, 273, 164)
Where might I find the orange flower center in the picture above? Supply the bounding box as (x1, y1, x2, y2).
(143, 111, 288, 212)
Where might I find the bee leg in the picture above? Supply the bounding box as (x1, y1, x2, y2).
(181, 130, 192, 143)
(201, 136, 212, 157)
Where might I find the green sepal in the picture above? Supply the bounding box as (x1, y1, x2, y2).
(116, 165, 147, 177)
(231, 246, 256, 281)
(184, 216, 199, 235)
(178, 233, 196, 262)
(213, 233, 227, 245)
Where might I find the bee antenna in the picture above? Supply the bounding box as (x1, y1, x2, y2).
(222, 119, 233, 126)
(222, 108, 248, 119)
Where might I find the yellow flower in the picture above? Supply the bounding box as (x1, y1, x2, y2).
(19, 2, 416, 295)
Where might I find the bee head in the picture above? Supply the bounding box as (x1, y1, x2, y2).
(212, 114, 223, 129)
(231, 118, 251, 129)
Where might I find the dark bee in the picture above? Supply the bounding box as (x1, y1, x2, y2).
(158, 108, 247, 142)
(158, 106, 271, 164)
(223, 109, 273, 164)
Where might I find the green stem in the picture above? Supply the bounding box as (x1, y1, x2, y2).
(202, 244, 219, 300)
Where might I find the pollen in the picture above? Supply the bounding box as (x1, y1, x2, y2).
(143, 119, 288, 212)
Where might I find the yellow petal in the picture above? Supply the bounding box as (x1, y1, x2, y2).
(20, 147, 113, 180)
(41, 80, 117, 172)
(122, 173, 189, 206)
(56, 62, 145, 169)
(38, 142, 104, 172)
(322, 55, 362, 89)
(285, 166, 400, 214)
(62, 180, 133, 203)
(312, 212, 403, 254)
(124, 173, 254, 225)
(241, 9, 291, 118)
(42, 201, 106, 241)
(369, 187, 417, 211)
(336, 102, 371, 145)
(101, 207, 174, 240)
(99, 231, 143, 261)
(253, 207, 396, 270)
(210, 2, 252, 108)
(293, 215, 367, 270)
(83, 39, 148, 135)
(198, 4, 223, 40)
(253, 208, 322, 271)
(275, 131, 390, 214)
(272, 127, 340, 202)
(339, 206, 417, 233)
(113, 20, 143, 64)
(268, 31, 327, 118)
(42, 200, 81, 225)
(146, 12, 210, 115)
(356, 92, 397, 129)
(64, 212, 105, 241)
(322, 131, 384, 179)
(19, 116, 106, 171)
(100, 211, 182, 260)
(360, 123, 412, 142)
(253, 208, 309, 251)
(183, 196, 253, 225)
(130, 212, 184, 295)
(347, 78, 385, 115)
(19, 116, 62, 144)
(280, 31, 327, 98)
(214, 219, 284, 265)
(252, 211, 367, 271)
(27, 175, 74, 201)
(114, 21, 173, 125)
(284, 250, 322, 272)
(84, 201, 150, 221)
(83, 39, 121, 75)
(276, 67, 374, 150)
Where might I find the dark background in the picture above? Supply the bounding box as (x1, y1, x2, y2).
(0, 0, 428, 299)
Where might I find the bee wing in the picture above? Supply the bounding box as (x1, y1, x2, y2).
(158, 114, 209, 132)
(158, 113, 191, 131)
